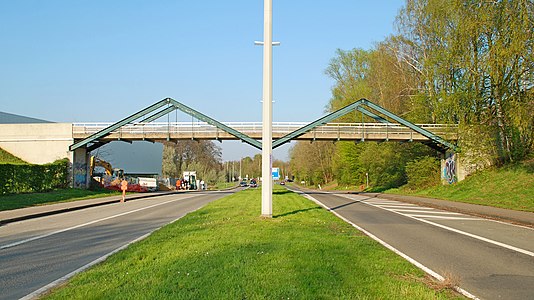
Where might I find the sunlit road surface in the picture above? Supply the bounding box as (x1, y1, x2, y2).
(300, 190, 534, 300)
(0, 191, 232, 300)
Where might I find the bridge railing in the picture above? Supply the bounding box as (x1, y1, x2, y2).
(72, 122, 458, 140)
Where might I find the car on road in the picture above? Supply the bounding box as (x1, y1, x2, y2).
(249, 179, 258, 188)
(240, 180, 248, 187)
(279, 181, 285, 185)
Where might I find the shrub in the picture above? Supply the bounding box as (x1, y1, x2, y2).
(405, 156, 441, 189)
(0, 159, 70, 195)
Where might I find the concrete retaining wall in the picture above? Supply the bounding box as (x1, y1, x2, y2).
(0, 123, 74, 164)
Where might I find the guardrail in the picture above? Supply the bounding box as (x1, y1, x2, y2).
(72, 122, 458, 141)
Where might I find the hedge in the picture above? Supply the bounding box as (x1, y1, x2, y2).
(0, 159, 70, 195)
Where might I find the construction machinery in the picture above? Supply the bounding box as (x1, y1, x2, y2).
(90, 156, 123, 178)
(89, 156, 153, 192)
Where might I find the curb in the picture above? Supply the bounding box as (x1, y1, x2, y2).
(0, 187, 243, 226)
(0, 191, 184, 225)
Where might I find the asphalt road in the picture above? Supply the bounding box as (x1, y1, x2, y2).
(0, 191, 232, 300)
(298, 190, 534, 300)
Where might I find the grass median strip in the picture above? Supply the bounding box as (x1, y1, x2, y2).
(44, 187, 462, 299)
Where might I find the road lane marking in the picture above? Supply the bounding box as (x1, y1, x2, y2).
(20, 198, 211, 300)
(368, 201, 417, 205)
(408, 215, 481, 220)
(298, 191, 479, 300)
(341, 195, 534, 258)
(391, 209, 461, 215)
(373, 205, 435, 210)
(0, 194, 197, 250)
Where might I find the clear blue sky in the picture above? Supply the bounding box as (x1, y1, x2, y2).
(1, 1, 404, 163)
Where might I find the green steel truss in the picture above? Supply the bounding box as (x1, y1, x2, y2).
(69, 98, 262, 151)
(69, 98, 457, 153)
(271, 98, 457, 152)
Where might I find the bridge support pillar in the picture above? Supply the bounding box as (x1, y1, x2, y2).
(441, 151, 466, 185)
(72, 147, 90, 189)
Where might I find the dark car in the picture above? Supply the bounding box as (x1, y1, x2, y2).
(249, 179, 258, 188)
(240, 180, 248, 187)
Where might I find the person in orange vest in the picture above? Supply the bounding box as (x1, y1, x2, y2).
(176, 179, 181, 190)
(120, 178, 128, 203)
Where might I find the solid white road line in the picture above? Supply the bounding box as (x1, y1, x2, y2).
(368, 201, 417, 205)
(374, 205, 435, 210)
(408, 215, 481, 220)
(339, 194, 534, 258)
(300, 191, 479, 300)
(361, 196, 534, 231)
(391, 209, 462, 215)
(0, 194, 196, 250)
(20, 199, 209, 300)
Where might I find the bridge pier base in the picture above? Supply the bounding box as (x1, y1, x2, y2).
(441, 151, 467, 185)
(72, 148, 90, 189)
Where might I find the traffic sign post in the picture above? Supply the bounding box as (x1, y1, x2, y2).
(272, 167, 280, 181)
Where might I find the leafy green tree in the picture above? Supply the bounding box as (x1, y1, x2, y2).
(162, 140, 223, 184)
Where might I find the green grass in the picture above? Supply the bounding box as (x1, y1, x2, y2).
(387, 161, 534, 212)
(0, 188, 120, 211)
(211, 182, 238, 190)
(44, 187, 462, 299)
(0, 147, 27, 164)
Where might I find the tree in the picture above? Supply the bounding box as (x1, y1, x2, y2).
(161, 140, 223, 184)
(396, 0, 534, 162)
(290, 141, 335, 185)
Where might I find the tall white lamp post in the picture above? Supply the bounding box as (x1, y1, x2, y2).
(261, 0, 273, 217)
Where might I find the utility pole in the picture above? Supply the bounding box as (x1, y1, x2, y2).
(261, 0, 273, 217)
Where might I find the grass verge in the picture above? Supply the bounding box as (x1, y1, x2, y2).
(387, 161, 534, 212)
(212, 182, 238, 190)
(44, 187, 462, 299)
(0, 188, 120, 211)
(0, 147, 27, 164)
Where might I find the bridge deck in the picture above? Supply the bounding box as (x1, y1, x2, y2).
(72, 122, 458, 143)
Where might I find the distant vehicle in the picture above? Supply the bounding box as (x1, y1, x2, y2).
(279, 181, 285, 185)
(249, 179, 258, 188)
(240, 180, 248, 187)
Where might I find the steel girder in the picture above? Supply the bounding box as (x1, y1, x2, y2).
(167, 99, 262, 149)
(69, 98, 262, 151)
(69, 97, 457, 153)
(272, 98, 457, 153)
(69, 98, 171, 151)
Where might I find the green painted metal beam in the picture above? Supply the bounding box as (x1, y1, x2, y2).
(168, 99, 262, 150)
(69, 98, 171, 151)
(272, 98, 457, 152)
(356, 106, 390, 124)
(138, 106, 177, 123)
(272, 100, 365, 149)
(86, 141, 110, 152)
(359, 99, 457, 151)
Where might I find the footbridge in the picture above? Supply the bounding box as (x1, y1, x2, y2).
(72, 122, 457, 147)
(69, 98, 458, 152)
(0, 97, 460, 188)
